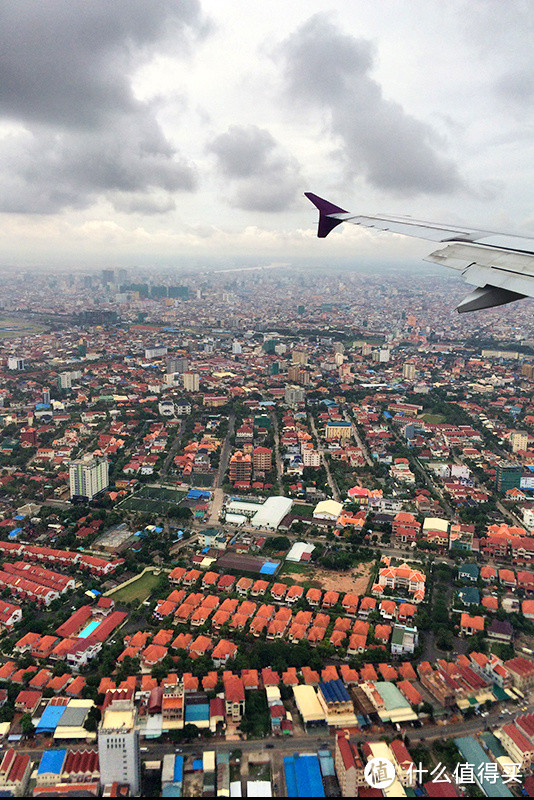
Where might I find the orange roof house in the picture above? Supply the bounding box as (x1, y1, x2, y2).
(460, 613, 485, 635)
(322, 590, 340, 608)
(374, 624, 392, 642)
(189, 635, 213, 658)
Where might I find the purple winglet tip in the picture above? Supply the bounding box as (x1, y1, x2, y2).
(304, 192, 348, 238)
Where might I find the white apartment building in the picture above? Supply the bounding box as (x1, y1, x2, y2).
(69, 454, 109, 501)
(512, 431, 529, 453)
(98, 700, 140, 794)
(302, 448, 321, 467)
(183, 372, 200, 392)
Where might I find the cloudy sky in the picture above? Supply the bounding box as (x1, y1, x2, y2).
(0, 0, 532, 268)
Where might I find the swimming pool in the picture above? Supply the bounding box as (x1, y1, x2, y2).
(78, 619, 101, 639)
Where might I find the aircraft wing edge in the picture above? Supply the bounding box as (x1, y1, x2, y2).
(305, 192, 534, 313)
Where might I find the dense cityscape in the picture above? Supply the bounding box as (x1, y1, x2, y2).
(0, 265, 528, 795)
(1, 0, 533, 796)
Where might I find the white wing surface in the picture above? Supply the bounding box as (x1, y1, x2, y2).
(305, 192, 534, 313)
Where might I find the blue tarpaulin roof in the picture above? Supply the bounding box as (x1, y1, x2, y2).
(37, 749, 66, 775)
(187, 489, 211, 500)
(174, 755, 184, 783)
(284, 754, 324, 798)
(260, 562, 278, 575)
(36, 706, 67, 734)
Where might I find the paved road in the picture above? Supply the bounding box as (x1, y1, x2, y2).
(271, 410, 285, 495)
(215, 412, 235, 490)
(207, 413, 235, 525)
(309, 413, 340, 501)
(208, 488, 224, 526)
(344, 410, 374, 467)
(13, 700, 527, 764)
(160, 421, 184, 479)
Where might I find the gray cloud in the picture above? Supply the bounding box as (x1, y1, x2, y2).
(208, 125, 301, 211)
(495, 68, 534, 106)
(279, 14, 464, 196)
(0, 1, 208, 213)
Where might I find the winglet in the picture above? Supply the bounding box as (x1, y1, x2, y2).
(305, 192, 348, 238)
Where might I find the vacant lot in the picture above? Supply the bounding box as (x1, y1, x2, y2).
(421, 413, 445, 424)
(108, 571, 161, 603)
(0, 315, 47, 339)
(285, 562, 373, 595)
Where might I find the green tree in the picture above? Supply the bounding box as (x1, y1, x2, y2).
(20, 713, 35, 737)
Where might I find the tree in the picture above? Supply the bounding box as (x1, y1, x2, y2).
(20, 713, 35, 737)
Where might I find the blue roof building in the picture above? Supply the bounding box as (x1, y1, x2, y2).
(37, 749, 67, 777)
(318, 679, 351, 705)
(35, 705, 67, 734)
(284, 754, 324, 798)
(454, 737, 512, 798)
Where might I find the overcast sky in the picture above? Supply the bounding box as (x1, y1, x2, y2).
(0, 0, 532, 268)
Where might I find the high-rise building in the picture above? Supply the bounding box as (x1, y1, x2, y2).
(98, 693, 140, 794)
(7, 356, 25, 371)
(69, 454, 109, 501)
(292, 350, 308, 365)
(372, 348, 390, 363)
(58, 373, 71, 390)
(284, 385, 305, 405)
(253, 446, 272, 473)
(496, 462, 522, 493)
(144, 346, 167, 360)
(101, 269, 115, 285)
(57, 370, 82, 390)
(511, 432, 529, 453)
(288, 365, 310, 385)
(403, 363, 416, 381)
(183, 372, 200, 392)
(42, 387, 50, 405)
(302, 449, 321, 467)
(229, 451, 252, 483)
(166, 356, 188, 374)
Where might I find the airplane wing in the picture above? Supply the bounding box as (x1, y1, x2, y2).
(305, 192, 534, 313)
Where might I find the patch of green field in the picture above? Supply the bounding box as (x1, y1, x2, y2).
(291, 503, 314, 518)
(140, 486, 187, 502)
(120, 497, 161, 513)
(0, 317, 47, 339)
(108, 571, 161, 603)
(280, 561, 313, 576)
(421, 413, 445, 424)
(120, 487, 187, 513)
